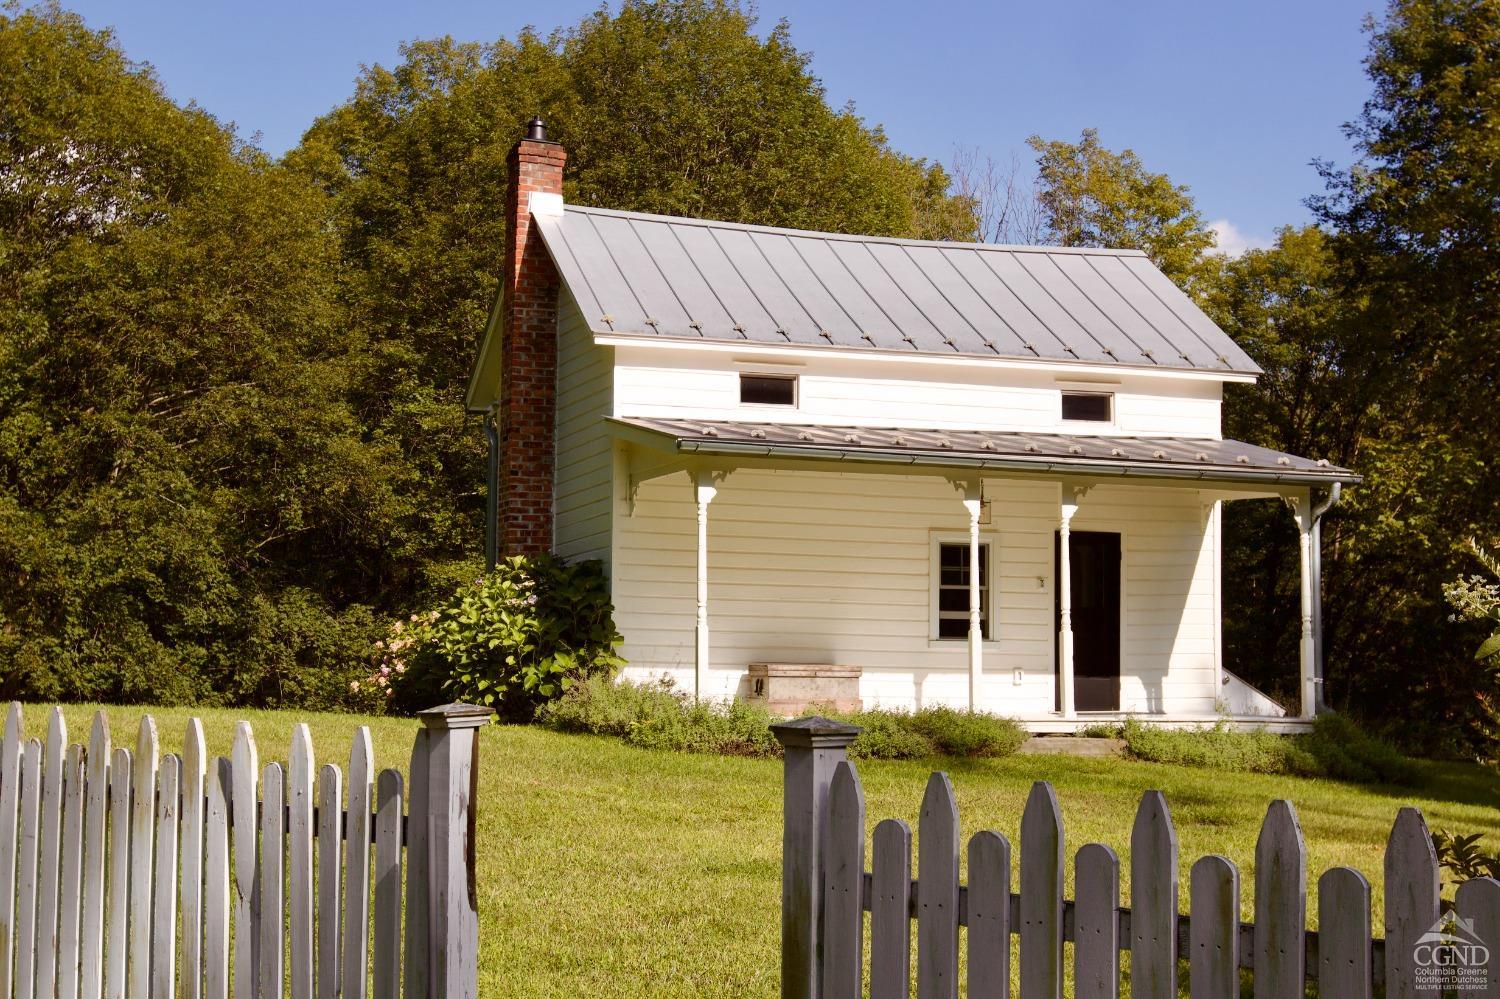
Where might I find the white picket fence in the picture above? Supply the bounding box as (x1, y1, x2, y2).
(0, 701, 490, 999)
(771, 717, 1500, 999)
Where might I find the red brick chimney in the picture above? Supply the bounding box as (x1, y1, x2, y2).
(497, 117, 565, 556)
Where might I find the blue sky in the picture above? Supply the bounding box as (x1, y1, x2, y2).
(62, 0, 1379, 251)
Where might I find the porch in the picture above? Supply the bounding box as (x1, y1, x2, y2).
(607, 418, 1357, 730)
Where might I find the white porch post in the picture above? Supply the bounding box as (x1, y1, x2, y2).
(694, 469, 718, 702)
(962, 482, 984, 711)
(1292, 491, 1316, 720)
(1058, 490, 1081, 719)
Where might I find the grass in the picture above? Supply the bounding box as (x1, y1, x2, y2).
(15, 702, 1500, 998)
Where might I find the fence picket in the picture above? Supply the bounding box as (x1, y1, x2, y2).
(822, 761, 864, 999)
(917, 772, 960, 999)
(180, 720, 206, 999)
(105, 746, 132, 999)
(343, 728, 374, 999)
(870, 819, 913, 999)
(402, 728, 431, 999)
(1019, 781, 1063, 999)
(80, 713, 111, 999)
(1188, 856, 1239, 999)
(15, 739, 41, 999)
(128, 715, 159, 999)
(373, 770, 404, 999)
(58, 743, 86, 999)
(1455, 877, 1500, 999)
(1317, 866, 1372, 999)
(288, 725, 315, 999)
(232, 721, 261, 999)
(316, 763, 343, 999)
(1074, 844, 1119, 999)
(37, 709, 67, 998)
(152, 754, 181, 999)
(1253, 800, 1306, 999)
(0, 704, 23, 999)
(1384, 807, 1439, 999)
(966, 830, 1010, 999)
(204, 758, 231, 999)
(261, 762, 286, 999)
(1129, 791, 1177, 999)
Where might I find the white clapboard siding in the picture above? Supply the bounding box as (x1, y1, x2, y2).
(180, 720, 207, 999)
(554, 290, 615, 564)
(129, 716, 159, 999)
(288, 725, 316, 999)
(343, 728, 374, 999)
(36, 709, 67, 999)
(152, 754, 182, 999)
(777, 747, 1500, 999)
(231, 721, 260, 999)
(204, 757, 232, 999)
(372, 770, 404, 999)
(80, 713, 111, 999)
(316, 763, 343, 999)
(617, 467, 1220, 715)
(15, 737, 42, 999)
(0, 704, 22, 999)
(261, 762, 286, 999)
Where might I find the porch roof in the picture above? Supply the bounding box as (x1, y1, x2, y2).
(611, 416, 1360, 486)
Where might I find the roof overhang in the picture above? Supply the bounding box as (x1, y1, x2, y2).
(610, 417, 1360, 489)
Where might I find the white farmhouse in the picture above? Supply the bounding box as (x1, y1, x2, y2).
(468, 120, 1358, 731)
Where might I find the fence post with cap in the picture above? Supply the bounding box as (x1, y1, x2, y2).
(771, 716, 862, 999)
(416, 702, 492, 999)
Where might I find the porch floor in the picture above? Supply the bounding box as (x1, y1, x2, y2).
(1012, 713, 1313, 735)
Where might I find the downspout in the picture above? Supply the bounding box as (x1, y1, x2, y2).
(484, 404, 500, 572)
(1309, 482, 1342, 714)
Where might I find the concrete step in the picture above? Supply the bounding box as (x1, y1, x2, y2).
(1016, 736, 1127, 758)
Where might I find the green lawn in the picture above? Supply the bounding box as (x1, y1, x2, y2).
(16, 704, 1500, 998)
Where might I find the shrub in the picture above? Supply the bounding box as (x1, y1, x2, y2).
(369, 555, 624, 720)
(841, 710, 936, 760)
(1122, 720, 1319, 776)
(902, 707, 1028, 757)
(1078, 722, 1123, 739)
(1122, 714, 1418, 785)
(539, 675, 779, 756)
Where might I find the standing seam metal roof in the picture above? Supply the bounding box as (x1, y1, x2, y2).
(534, 205, 1261, 375)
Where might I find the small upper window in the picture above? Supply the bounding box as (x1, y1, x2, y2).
(1061, 392, 1112, 422)
(740, 374, 797, 406)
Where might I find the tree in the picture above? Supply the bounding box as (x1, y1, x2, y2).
(0, 5, 400, 708)
(949, 145, 1046, 245)
(1028, 129, 1218, 290)
(286, 0, 977, 616)
(1302, 0, 1500, 753)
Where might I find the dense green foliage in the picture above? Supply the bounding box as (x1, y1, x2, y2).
(540, 677, 1028, 760)
(0, 1, 968, 710)
(1123, 714, 1419, 785)
(371, 556, 622, 720)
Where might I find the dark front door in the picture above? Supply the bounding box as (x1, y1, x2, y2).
(1055, 531, 1121, 712)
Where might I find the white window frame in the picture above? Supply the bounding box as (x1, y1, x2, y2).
(1059, 390, 1115, 426)
(738, 372, 799, 409)
(929, 534, 995, 642)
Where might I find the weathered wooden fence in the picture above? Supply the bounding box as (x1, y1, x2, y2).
(0, 701, 490, 999)
(771, 717, 1500, 999)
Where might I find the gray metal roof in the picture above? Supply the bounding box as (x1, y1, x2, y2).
(613, 417, 1358, 486)
(536, 205, 1261, 375)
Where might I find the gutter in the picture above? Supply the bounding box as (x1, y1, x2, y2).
(671, 438, 1362, 487)
(1308, 482, 1343, 713)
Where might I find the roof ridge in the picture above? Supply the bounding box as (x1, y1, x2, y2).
(559, 203, 1151, 258)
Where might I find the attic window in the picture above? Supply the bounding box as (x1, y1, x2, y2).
(740, 374, 797, 407)
(1061, 392, 1112, 423)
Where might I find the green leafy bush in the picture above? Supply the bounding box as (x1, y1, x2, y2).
(1122, 714, 1418, 785)
(370, 555, 623, 720)
(901, 706, 1028, 757)
(539, 675, 778, 756)
(841, 711, 936, 760)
